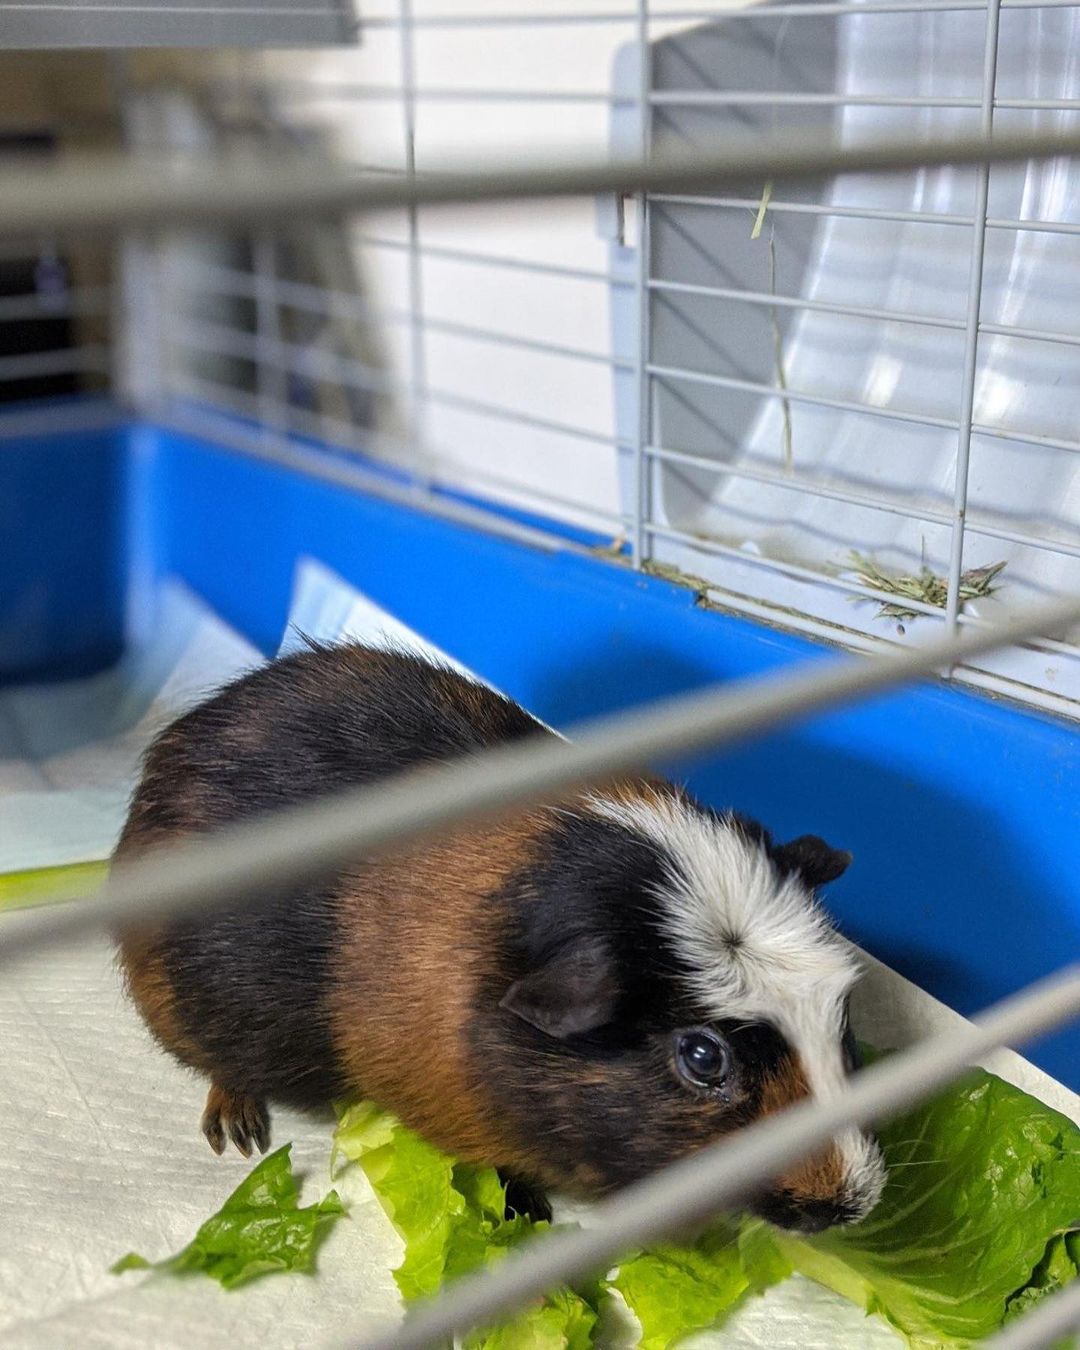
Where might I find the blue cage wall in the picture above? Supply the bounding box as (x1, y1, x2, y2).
(3, 407, 1078, 1089)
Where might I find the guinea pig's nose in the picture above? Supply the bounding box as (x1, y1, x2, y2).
(791, 1199, 847, 1234)
(756, 1192, 853, 1233)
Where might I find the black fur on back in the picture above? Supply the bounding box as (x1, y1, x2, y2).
(121, 642, 548, 1108)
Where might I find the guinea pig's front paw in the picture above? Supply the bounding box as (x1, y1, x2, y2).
(200, 1082, 270, 1158)
(499, 1171, 553, 1224)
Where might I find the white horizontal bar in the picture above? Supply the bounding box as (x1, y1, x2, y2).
(353, 0, 1080, 26)
(649, 275, 966, 330)
(990, 215, 1080, 236)
(655, 194, 1080, 239)
(645, 518, 952, 619)
(10, 126, 1080, 236)
(653, 192, 968, 222)
(424, 386, 632, 448)
(647, 443, 1080, 561)
(0, 345, 108, 380)
(979, 318, 1080, 347)
(233, 82, 1080, 114)
(171, 258, 630, 368)
(360, 964, 1080, 1350)
(652, 91, 1080, 111)
(355, 234, 619, 285)
(274, 81, 629, 105)
(0, 286, 111, 322)
(652, 273, 1080, 352)
(973, 421, 1080, 454)
(421, 316, 634, 369)
(651, 90, 983, 108)
(647, 360, 958, 431)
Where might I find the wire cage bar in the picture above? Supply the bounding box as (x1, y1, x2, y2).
(0, 0, 359, 49)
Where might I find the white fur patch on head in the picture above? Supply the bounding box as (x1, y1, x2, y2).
(589, 789, 886, 1221)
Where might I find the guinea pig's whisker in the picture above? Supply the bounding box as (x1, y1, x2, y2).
(885, 1129, 935, 1165)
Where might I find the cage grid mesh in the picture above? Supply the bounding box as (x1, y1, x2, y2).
(4, 0, 1078, 718)
(68, 0, 1072, 721)
(1, 16, 1080, 1347)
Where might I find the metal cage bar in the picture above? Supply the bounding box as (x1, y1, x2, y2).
(399, 0, 429, 477)
(9, 127, 1080, 235)
(944, 0, 1004, 640)
(631, 0, 654, 567)
(252, 230, 288, 441)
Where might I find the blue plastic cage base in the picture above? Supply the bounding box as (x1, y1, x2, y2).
(3, 407, 1078, 1089)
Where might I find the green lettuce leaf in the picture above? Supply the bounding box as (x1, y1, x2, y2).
(109, 1058, 1078, 1350)
(464, 1287, 599, 1350)
(737, 1219, 794, 1293)
(1004, 1234, 1079, 1323)
(333, 1102, 600, 1346)
(768, 1069, 1080, 1347)
(111, 1144, 343, 1289)
(609, 1222, 748, 1350)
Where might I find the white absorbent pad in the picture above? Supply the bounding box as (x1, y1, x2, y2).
(0, 582, 261, 874)
(1, 556, 1077, 1349)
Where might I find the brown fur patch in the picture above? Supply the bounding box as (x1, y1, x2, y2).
(112, 818, 208, 1073)
(328, 811, 545, 1170)
(116, 924, 209, 1071)
(759, 1056, 848, 1202)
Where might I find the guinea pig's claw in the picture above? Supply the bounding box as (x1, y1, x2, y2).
(202, 1110, 227, 1155)
(252, 1112, 271, 1156)
(202, 1084, 271, 1159)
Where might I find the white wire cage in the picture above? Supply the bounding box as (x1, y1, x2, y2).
(62, 0, 1080, 722)
(2, 5, 1080, 1349)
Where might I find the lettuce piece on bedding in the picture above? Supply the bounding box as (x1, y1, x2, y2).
(334, 1102, 601, 1346)
(111, 1144, 343, 1289)
(608, 1223, 749, 1350)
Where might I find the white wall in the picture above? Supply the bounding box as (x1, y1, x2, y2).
(264, 1, 704, 535)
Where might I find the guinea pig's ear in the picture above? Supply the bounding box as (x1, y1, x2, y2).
(499, 936, 619, 1039)
(774, 834, 853, 888)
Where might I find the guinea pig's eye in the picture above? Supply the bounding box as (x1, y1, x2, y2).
(674, 1029, 732, 1090)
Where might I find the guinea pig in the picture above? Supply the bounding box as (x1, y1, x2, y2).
(114, 640, 885, 1234)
